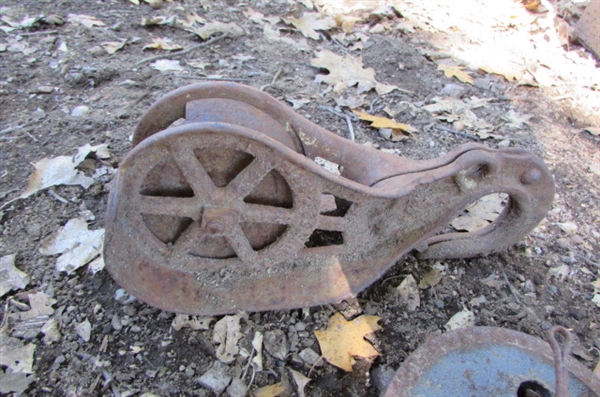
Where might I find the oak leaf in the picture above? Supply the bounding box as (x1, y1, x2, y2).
(353, 110, 417, 136)
(437, 64, 474, 85)
(252, 382, 291, 397)
(143, 37, 182, 51)
(189, 21, 244, 40)
(283, 12, 336, 40)
(314, 313, 381, 371)
(311, 50, 398, 95)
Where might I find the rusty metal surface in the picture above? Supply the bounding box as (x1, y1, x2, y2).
(576, 0, 600, 59)
(105, 82, 555, 315)
(383, 326, 600, 397)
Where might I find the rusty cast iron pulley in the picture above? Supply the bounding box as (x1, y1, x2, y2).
(104, 82, 555, 315)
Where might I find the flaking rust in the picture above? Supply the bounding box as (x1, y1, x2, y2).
(104, 82, 555, 315)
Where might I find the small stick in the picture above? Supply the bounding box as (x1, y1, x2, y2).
(344, 113, 355, 141)
(19, 30, 59, 36)
(318, 105, 358, 121)
(501, 270, 522, 305)
(436, 125, 480, 141)
(136, 34, 228, 67)
(48, 189, 69, 204)
(261, 69, 282, 91)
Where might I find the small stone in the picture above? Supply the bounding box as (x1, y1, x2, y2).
(35, 86, 54, 94)
(294, 322, 307, 332)
(146, 0, 163, 9)
(378, 128, 392, 140)
(556, 238, 570, 249)
(51, 355, 66, 370)
(145, 369, 158, 378)
(440, 83, 466, 98)
(264, 329, 289, 360)
(87, 46, 105, 56)
(197, 361, 232, 394)
(71, 105, 90, 117)
(130, 325, 142, 333)
(299, 348, 322, 366)
(114, 288, 136, 305)
(226, 378, 247, 397)
(185, 366, 195, 378)
(75, 319, 92, 342)
(111, 315, 122, 331)
(569, 308, 585, 321)
(498, 139, 511, 148)
(570, 235, 584, 245)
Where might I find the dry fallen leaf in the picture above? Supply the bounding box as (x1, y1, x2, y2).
(396, 275, 420, 312)
(39, 218, 104, 274)
(252, 381, 291, 397)
(67, 14, 106, 28)
(20, 156, 95, 199)
(282, 12, 336, 40)
(451, 193, 506, 232)
(437, 64, 474, 85)
(312, 50, 398, 95)
(101, 40, 126, 54)
(353, 110, 417, 137)
(178, 12, 207, 28)
(212, 314, 242, 364)
(188, 21, 244, 40)
(584, 127, 600, 136)
(140, 15, 175, 26)
(0, 254, 29, 298)
(263, 24, 310, 52)
(289, 368, 310, 397)
(0, 369, 36, 395)
(19, 292, 56, 321)
(0, 343, 36, 374)
(150, 59, 184, 72)
(171, 314, 213, 331)
(314, 312, 381, 371)
(143, 37, 183, 51)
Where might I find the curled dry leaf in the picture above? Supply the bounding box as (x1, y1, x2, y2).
(396, 274, 420, 312)
(311, 50, 398, 95)
(263, 24, 310, 51)
(212, 314, 242, 364)
(171, 314, 213, 331)
(0, 343, 36, 374)
(353, 110, 417, 138)
(101, 41, 126, 54)
(143, 37, 183, 51)
(289, 368, 310, 397)
(150, 59, 184, 72)
(19, 292, 56, 321)
(178, 12, 207, 28)
(20, 156, 95, 199)
(0, 369, 36, 395)
(0, 254, 29, 298)
(140, 15, 175, 26)
(282, 12, 336, 40)
(39, 218, 104, 274)
(314, 312, 381, 372)
(437, 63, 474, 85)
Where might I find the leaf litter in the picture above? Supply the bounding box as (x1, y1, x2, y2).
(0, 254, 29, 298)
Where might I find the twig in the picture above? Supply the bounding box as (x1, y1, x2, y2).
(574, 253, 600, 268)
(318, 105, 358, 121)
(436, 125, 480, 141)
(19, 30, 58, 36)
(344, 113, 355, 141)
(47, 189, 69, 204)
(173, 75, 251, 82)
(136, 34, 228, 66)
(307, 356, 324, 378)
(261, 68, 282, 91)
(501, 270, 522, 305)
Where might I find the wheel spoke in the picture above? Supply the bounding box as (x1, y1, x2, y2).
(226, 224, 257, 263)
(168, 141, 214, 201)
(316, 215, 347, 231)
(171, 222, 205, 257)
(139, 196, 199, 220)
(226, 158, 273, 199)
(241, 204, 295, 225)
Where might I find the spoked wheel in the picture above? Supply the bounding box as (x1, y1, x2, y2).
(107, 122, 320, 273)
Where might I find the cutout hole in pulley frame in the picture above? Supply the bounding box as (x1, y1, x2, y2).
(140, 159, 194, 197)
(241, 223, 288, 251)
(194, 148, 255, 188)
(304, 229, 344, 248)
(244, 169, 294, 209)
(319, 194, 353, 217)
(516, 380, 552, 397)
(142, 214, 193, 245)
(448, 193, 509, 233)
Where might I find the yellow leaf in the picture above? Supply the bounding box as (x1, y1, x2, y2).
(418, 269, 442, 289)
(143, 37, 183, 51)
(353, 110, 417, 135)
(282, 12, 336, 40)
(252, 382, 290, 397)
(437, 64, 474, 85)
(314, 313, 381, 372)
(101, 41, 126, 54)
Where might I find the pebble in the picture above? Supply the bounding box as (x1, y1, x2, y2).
(299, 347, 322, 366)
(498, 139, 511, 148)
(264, 329, 289, 360)
(71, 105, 90, 117)
(556, 238, 570, 249)
(440, 83, 466, 98)
(114, 288, 136, 305)
(184, 366, 195, 378)
(569, 308, 585, 320)
(130, 325, 142, 333)
(197, 361, 232, 395)
(35, 86, 54, 94)
(294, 322, 307, 332)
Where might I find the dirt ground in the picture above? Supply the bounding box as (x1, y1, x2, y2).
(1, 0, 600, 396)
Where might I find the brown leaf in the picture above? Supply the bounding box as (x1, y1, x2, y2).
(418, 269, 442, 289)
(283, 12, 336, 40)
(314, 313, 381, 372)
(67, 14, 106, 28)
(437, 64, 474, 85)
(353, 110, 417, 135)
(101, 41, 126, 54)
(252, 381, 291, 397)
(312, 50, 398, 95)
(143, 37, 182, 51)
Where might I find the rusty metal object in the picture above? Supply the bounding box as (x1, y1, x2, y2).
(383, 326, 600, 397)
(104, 82, 555, 315)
